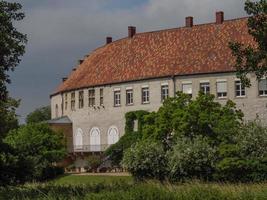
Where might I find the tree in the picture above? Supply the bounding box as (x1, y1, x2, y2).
(0, 1, 27, 100)
(142, 92, 243, 148)
(26, 106, 51, 124)
(0, 1, 27, 185)
(4, 123, 67, 182)
(230, 0, 267, 87)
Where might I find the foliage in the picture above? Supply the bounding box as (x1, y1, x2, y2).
(26, 106, 51, 124)
(86, 155, 102, 172)
(215, 121, 267, 182)
(230, 0, 267, 86)
(105, 110, 149, 166)
(4, 123, 67, 182)
(1, 178, 267, 200)
(122, 141, 167, 181)
(168, 136, 217, 182)
(143, 92, 243, 147)
(0, 1, 27, 186)
(0, 1, 27, 101)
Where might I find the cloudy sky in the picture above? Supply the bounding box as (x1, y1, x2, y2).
(8, 0, 247, 123)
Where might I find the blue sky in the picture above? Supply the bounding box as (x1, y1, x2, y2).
(7, 0, 247, 123)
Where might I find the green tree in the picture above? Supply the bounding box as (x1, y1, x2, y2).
(230, 0, 267, 87)
(0, 1, 27, 185)
(4, 123, 67, 181)
(26, 106, 51, 124)
(143, 92, 243, 147)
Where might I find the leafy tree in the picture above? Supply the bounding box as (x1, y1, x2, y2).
(168, 136, 217, 182)
(26, 106, 51, 124)
(0, 1, 26, 186)
(215, 121, 267, 182)
(122, 141, 167, 181)
(143, 92, 243, 148)
(230, 0, 267, 87)
(4, 123, 67, 181)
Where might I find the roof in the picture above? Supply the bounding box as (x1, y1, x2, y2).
(47, 116, 72, 124)
(53, 17, 255, 96)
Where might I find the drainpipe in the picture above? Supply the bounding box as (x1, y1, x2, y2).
(61, 93, 64, 117)
(172, 75, 176, 97)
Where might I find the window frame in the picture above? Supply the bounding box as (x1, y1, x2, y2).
(71, 92, 75, 111)
(78, 91, 84, 109)
(64, 93, 68, 110)
(200, 82, 210, 94)
(259, 79, 267, 97)
(88, 89, 96, 107)
(141, 87, 150, 104)
(114, 90, 121, 107)
(216, 81, 227, 99)
(126, 89, 134, 106)
(161, 84, 169, 102)
(235, 80, 246, 97)
(100, 88, 104, 106)
(182, 83, 192, 97)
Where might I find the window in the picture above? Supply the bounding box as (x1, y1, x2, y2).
(78, 91, 84, 108)
(71, 92, 75, 111)
(88, 89, 95, 107)
(126, 89, 133, 105)
(142, 87, 150, 104)
(100, 88, 104, 106)
(107, 126, 119, 145)
(235, 80, 246, 97)
(182, 83, 192, 97)
(114, 90, 121, 106)
(200, 82, 210, 94)
(64, 93, 68, 110)
(55, 104, 59, 118)
(259, 79, 267, 96)
(217, 81, 227, 98)
(161, 85, 169, 101)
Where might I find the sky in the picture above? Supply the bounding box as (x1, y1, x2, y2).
(7, 0, 247, 123)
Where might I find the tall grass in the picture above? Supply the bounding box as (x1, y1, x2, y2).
(1, 180, 267, 200)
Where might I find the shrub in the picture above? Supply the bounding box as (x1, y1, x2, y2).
(168, 136, 217, 182)
(4, 123, 67, 182)
(86, 155, 102, 172)
(215, 121, 267, 182)
(122, 141, 167, 181)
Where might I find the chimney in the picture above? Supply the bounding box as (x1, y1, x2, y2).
(62, 77, 67, 82)
(79, 59, 84, 65)
(185, 16, 193, 27)
(216, 11, 224, 24)
(106, 37, 112, 44)
(128, 26, 136, 38)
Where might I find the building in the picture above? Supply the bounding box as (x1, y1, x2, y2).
(50, 12, 266, 170)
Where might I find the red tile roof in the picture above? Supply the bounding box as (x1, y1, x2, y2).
(53, 17, 255, 95)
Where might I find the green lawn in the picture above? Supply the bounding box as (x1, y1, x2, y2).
(1, 175, 267, 200)
(51, 174, 133, 185)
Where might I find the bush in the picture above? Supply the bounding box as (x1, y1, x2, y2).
(4, 123, 67, 182)
(122, 141, 167, 181)
(168, 136, 217, 182)
(86, 155, 102, 172)
(215, 121, 267, 182)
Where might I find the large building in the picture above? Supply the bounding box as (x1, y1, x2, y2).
(50, 12, 266, 169)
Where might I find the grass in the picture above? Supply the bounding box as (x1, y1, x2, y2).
(51, 174, 133, 185)
(1, 175, 267, 200)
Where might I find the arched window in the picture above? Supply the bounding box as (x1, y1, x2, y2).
(90, 127, 101, 152)
(74, 128, 83, 150)
(55, 104, 59, 118)
(107, 126, 119, 145)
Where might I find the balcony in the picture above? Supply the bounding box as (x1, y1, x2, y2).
(73, 144, 110, 152)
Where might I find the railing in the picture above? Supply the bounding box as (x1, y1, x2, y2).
(73, 144, 110, 152)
